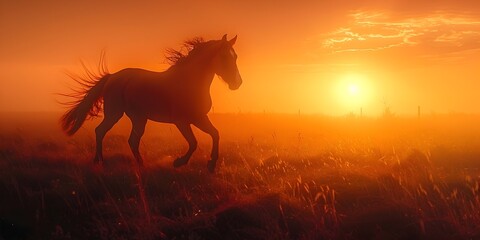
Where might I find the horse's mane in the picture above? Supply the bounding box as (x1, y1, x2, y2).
(165, 37, 217, 66)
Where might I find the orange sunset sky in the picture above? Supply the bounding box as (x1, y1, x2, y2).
(1, 0, 479, 116)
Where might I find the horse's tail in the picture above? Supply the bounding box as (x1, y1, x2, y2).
(60, 52, 110, 136)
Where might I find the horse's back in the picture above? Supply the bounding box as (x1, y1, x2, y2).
(102, 67, 212, 123)
(103, 68, 172, 118)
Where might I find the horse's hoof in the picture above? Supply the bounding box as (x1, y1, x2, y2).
(173, 157, 188, 168)
(207, 160, 216, 173)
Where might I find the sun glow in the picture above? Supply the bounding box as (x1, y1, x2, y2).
(333, 73, 374, 114)
(348, 83, 359, 96)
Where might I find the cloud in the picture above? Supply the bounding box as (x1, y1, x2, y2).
(321, 11, 480, 58)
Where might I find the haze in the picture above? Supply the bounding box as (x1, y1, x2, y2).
(1, 0, 479, 116)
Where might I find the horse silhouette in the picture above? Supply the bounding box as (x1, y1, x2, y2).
(61, 34, 242, 172)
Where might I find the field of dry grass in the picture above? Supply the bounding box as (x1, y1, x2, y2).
(1, 112, 480, 239)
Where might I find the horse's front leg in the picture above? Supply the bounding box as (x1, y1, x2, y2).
(192, 116, 219, 173)
(128, 117, 147, 166)
(173, 123, 197, 168)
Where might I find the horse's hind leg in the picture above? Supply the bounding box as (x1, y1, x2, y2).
(173, 123, 197, 168)
(127, 116, 147, 166)
(192, 116, 219, 173)
(94, 109, 123, 164)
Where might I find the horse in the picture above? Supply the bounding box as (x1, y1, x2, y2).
(61, 34, 242, 173)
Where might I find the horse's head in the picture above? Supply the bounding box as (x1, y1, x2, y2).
(213, 34, 242, 90)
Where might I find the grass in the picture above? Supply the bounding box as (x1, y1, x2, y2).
(1, 112, 480, 239)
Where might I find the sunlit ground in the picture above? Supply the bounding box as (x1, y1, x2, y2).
(1, 112, 480, 239)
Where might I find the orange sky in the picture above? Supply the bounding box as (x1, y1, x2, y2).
(1, 0, 480, 116)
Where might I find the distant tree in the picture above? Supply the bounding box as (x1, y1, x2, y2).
(382, 99, 395, 119)
(383, 106, 395, 119)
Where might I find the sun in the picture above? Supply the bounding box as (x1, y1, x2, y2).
(342, 74, 364, 99)
(348, 83, 359, 96)
(333, 73, 373, 113)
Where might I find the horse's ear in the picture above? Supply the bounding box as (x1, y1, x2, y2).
(229, 35, 237, 46)
(222, 34, 227, 41)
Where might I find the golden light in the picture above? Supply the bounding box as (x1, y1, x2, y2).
(348, 83, 359, 96)
(333, 73, 374, 114)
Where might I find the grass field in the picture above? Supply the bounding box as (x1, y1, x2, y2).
(1, 112, 480, 239)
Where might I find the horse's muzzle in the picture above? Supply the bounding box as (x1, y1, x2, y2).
(229, 82, 242, 90)
(228, 72, 242, 90)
